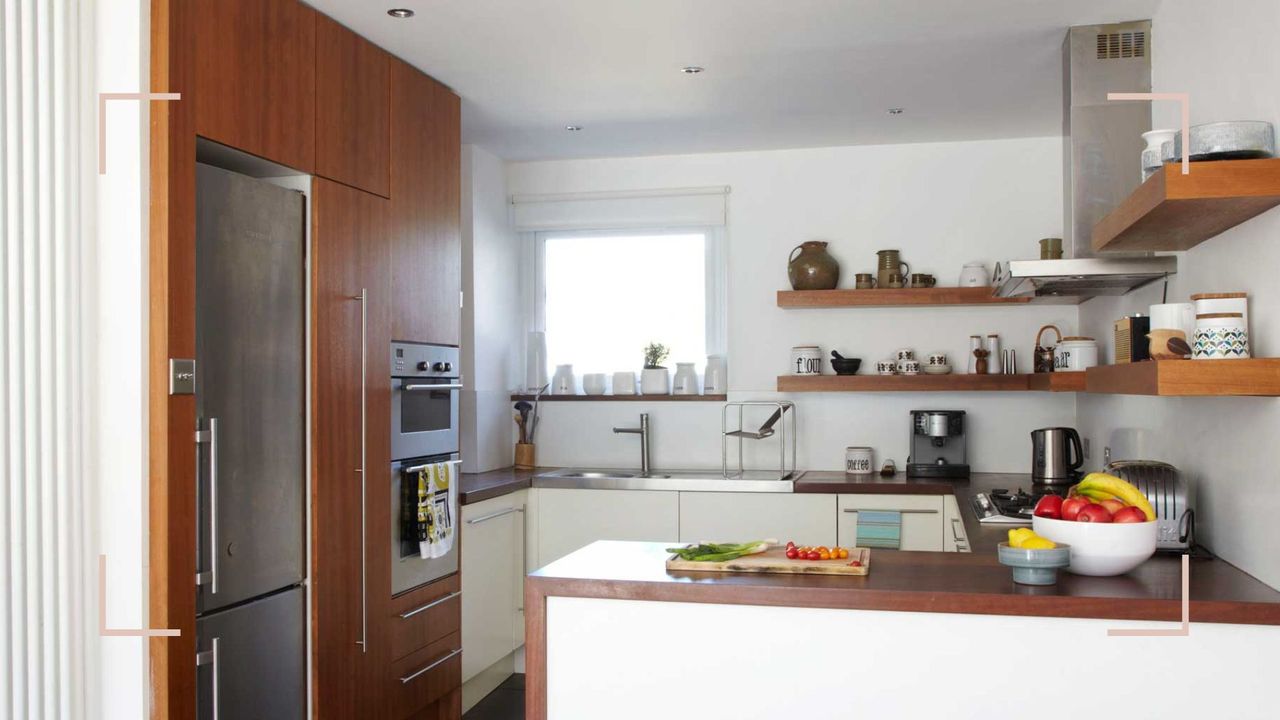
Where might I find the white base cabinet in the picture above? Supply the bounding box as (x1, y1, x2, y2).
(534, 488, 679, 568)
(679, 492, 836, 546)
(836, 494, 945, 551)
(461, 491, 526, 683)
(943, 495, 971, 552)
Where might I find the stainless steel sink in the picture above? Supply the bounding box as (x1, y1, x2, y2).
(534, 468, 794, 493)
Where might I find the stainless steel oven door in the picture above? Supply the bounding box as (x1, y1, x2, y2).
(391, 455, 461, 595)
(390, 377, 461, 461)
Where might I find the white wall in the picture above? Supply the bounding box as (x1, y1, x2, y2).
(94, 0, 147, 716)
(461, 145, 523, 472)
(505, 137, 1079, 472)
(1076, 0, 1280, 589)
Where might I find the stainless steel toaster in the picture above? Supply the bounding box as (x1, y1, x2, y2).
(1105, 460, 1194, 551)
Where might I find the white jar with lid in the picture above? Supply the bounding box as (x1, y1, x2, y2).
(790, 346, 822, 375)
(1054, 337, 1098, 371)
(1193, 313, 1249, 359)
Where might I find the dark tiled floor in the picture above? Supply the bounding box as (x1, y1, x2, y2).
(463, 673, 524, 720)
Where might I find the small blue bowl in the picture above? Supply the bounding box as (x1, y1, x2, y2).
(997, 542, 1072, 586)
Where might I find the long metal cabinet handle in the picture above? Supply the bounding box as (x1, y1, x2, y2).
(399, 647, 463, 684)
(401, 458, 463, 475)
(465, 506, 524, 525)
(842, 508, 938, 514)
(402, 383, 465, 391)
(196, 636, 221, 719)
(398, 590, 462, 619)
(353, 289, 368, 653)
(950, 517, 965, 542)
(194, 419, 221, 593)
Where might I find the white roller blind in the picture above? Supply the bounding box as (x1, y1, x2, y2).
(1, 0, 92, 718)
(510, 186, 729, 231)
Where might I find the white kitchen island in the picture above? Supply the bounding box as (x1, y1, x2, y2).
(524, 541, 1280, 720)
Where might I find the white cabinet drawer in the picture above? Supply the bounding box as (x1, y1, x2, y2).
(679, 492, 836, 546)
(836, 494, 945, 552)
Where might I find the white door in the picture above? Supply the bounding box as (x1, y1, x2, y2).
(536, 489, 679, 568)
(837, 494, 945, 551)
(461, 494, 522, 681)
(679, 492, 837, 546)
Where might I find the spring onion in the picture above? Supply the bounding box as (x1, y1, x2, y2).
(666, 539, 774, 562)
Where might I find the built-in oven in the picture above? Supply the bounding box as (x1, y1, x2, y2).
(391, 342, 461, 462)
(391, 453, 461, 595)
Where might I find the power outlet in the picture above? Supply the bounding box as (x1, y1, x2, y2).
(1082, 437, 1091, 460)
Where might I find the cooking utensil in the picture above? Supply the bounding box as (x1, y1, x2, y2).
(1104, 460, 1195, 552)
(1030, 427, 1083, 484)
(1034, 324, 1061, 373)
(666, 545, 869, 576)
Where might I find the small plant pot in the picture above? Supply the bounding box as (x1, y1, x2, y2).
(514, 443, 536, 470)
(640, 368, 670, 395)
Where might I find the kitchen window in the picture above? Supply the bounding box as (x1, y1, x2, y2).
(531, 227, 727, 381)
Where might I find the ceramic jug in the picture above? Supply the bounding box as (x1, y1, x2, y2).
(788, 241, 840, 290)
(876, 249, 910, 289)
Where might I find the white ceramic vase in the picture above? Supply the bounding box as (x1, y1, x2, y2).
(640, 367, 670, 395)
(672, 363, 699, 395)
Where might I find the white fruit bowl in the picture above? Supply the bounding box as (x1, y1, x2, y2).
(1031, 516, 1157, 577)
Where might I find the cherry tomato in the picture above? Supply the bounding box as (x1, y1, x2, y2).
(785, 547, 799, 559)
(816, 546, 829, 554)
(818, 550, 831, 560)
(786, 541, 796, 549)
(807, 551, 821, 561)
(849, 560, 862, 567)
(838, 548, 849, 559)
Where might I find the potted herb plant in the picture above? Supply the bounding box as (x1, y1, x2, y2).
(640, 342, 671, 395)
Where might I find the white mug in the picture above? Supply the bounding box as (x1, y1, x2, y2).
(876, 360, 897, 375)
(901, 359, 921, 375)
(927, 352, 948, 367)
(611, 371, 636, 395)
(1149, 303, 1196, 339)
(846, 447, 874, 475)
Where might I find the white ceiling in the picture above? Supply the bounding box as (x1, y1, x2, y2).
(306, 0, 1160, 161)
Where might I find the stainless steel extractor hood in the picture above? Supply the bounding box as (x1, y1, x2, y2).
(996, 20, 1176, 301)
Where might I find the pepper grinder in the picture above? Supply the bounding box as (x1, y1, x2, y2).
(973, 348, 990, 375)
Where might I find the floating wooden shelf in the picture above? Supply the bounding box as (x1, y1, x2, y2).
(777, 374, 1031, 393)
(1027, 371, 1087, 392)
(510, 393, 727, 402)
(1092, 159, 1280, 253)
(777, 287, 1029, 308)
(1084, 359, 1280, 396)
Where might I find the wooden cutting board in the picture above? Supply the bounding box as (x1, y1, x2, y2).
(665, 546, 870, 576)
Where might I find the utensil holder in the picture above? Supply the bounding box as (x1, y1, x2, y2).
(514, 443, 536, 470)
(721, 401, 797, 481)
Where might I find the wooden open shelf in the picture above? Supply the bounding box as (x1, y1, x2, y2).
(1092, 159, 1280, 253)
(777, 287, 1029, 308)
(777, 373, 1031, 393)
(1027, 371, 1087, 392)
(1084, 359, 1280, 396)
(510, 393, 727, 402)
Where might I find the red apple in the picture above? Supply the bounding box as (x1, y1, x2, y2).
(1061, 497, 1091, 521)
(1100, 499, 1127, 515)
(1076, 503, 1114, 523)
(1112, 506, 1148, 523)
(1033, 495, 1064, 519)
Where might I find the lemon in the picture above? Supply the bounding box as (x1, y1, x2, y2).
(1007, 528, 1035, 548)
(1022, 536, 1057, 550)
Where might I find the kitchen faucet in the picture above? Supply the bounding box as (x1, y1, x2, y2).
(612, 413, 651, 476)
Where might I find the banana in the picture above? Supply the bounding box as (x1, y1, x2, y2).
(1076, 487, 1118, 502)
(1077, 473, 1156, 521)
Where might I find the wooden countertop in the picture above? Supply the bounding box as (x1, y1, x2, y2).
(527, 540, 1280, 626)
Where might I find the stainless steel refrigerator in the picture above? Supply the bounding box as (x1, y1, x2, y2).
(195, 163, 306, 720)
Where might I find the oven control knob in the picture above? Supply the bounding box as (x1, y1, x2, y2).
(433, 361, 452, 372)
(416, 361, 430, 371)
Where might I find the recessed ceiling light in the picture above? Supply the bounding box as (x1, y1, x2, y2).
(565, 125, 583, 132)
(387, 8, 414, 19)
(681, 66, 705, 74)
(887, 108, 905, 115)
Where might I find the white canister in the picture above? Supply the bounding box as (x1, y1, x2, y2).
(1191, 292, 1248, 322)
(959, 262, 989, 287)
(612, 371, 637, 395)
(1054, 337, 1099, 371)
(985, 335, 1002, 374)
(672, 363, 699, 395)
(551, 364, 575, 394)
(1149, 303, 1197, 339)
(582, 373, 607, 395)
(704, 355, 728, 394)
(1193, 313, 1250, 359)
(845, 447, 874, 475)
(791, 346, 822, 375)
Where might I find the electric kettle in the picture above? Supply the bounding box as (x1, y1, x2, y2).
(1031, 427, 1083, 484)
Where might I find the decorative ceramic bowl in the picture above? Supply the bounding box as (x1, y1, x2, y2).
(922, 364, 952, 375)
(1032, 516, 1157, 576)
(997, 542, 1072, 586)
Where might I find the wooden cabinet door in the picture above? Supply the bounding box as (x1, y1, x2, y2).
(535, 489, 679, 568)
(312, 177, 391, 719)
(315, 13, 390, 197)
(195, 0, 316, 171)
(836, 495, 945, 552)
(679, 493, 837, 546)
(389, 59, 461, 345)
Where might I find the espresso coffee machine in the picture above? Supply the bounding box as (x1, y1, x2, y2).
(907, 410, 969, 478)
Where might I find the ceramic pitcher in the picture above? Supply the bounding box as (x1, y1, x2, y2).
(876, 249, 909, 289)
(788, 241, 840, 290)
